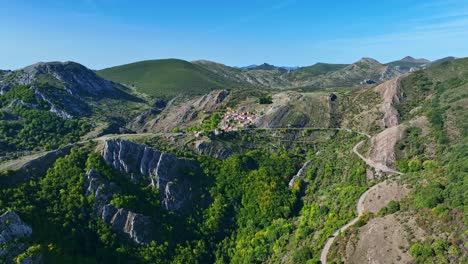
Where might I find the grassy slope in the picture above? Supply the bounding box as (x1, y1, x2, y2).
(386, 60, 426, 68)
(97, 59, 234, 98)
(294, 63, 348, 78)
(390, 58, 467, 263)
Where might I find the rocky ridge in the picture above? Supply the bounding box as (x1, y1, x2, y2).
(102, 139, 200, 211)
(0, 211, 40, 263)
(19, 62, 115, 95)
(85, 169, 153, 244)
(133, 89, 230, 133)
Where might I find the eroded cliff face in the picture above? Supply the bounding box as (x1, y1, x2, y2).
(367, 79, 429, 169)
(0, 211, 41, 263)
(19, 62, 115, 96)
(101, 139, 200, 211)
(86, 169, 153, 245)
(133, 90, 230, 133)
(374, 78, 403, 128)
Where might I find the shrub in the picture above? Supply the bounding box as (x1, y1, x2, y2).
(414, 182, 444, 209)
(259, 95, 273, 104)
(408, 159, 423, 172)
(431, 240, 448, 255)
(378, 200, 400, 216)
(409, 242, 434, 260)
(422, 160, 437, 171)
(292, 247, 313, 263)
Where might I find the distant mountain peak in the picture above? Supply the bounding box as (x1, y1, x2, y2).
(240, 63, 295, 72)
(401, 56, 430, 63)
(20, 61, 115, 95)
(357, 57, 382, 65)
(401, 56, 416, 61)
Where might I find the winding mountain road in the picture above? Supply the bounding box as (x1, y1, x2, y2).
(0, 126, 402, 264)
(319, 137, 403, 264)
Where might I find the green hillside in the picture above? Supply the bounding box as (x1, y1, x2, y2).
(386, 60, 425, 68)
(97, 59, 233, 98)
(291, 63, 348, 80)
(298, 63, 348, 75)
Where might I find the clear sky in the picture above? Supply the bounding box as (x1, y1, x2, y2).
(1, 0, 468, 69)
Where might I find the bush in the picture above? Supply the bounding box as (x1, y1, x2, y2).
(408, 159, 423, 172)
(414, 182, 444, 208)
(431, 240, 448, 255)
(422, 160, 437, 171)
(292, 247, 313, 263)
(378, 200, 400, 216)
(409, 242, 434, 260)
(259, 95, 273, 104)
(395, 160, 409, 173)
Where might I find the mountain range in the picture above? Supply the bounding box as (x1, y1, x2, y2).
(96, 56, 446, 97)
(0, 55, 466, 264)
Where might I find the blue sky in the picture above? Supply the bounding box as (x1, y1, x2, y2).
(1, 0, 468, 69)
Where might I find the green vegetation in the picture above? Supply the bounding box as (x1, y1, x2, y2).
(393, 58, 468, 263)
(377, 200, 400, 216)
(186, 112, 222, 133)
(266, 131, 368, 263)
(258, 95, 273, 104)
(0, 85, 90, 153)
(97, 59, 233, 98)
(0, 131, 367, 263)
(292, 63, 348, 80)
(1, 58, 468, 263)
(198, 150, 300, 263)
(386, 59, 427, 69)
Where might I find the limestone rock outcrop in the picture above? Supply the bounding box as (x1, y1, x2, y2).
(0, 211, 40, 263)
(19, 62, 115, 95)
(134, 89, 230, 133)
(102, 139, 200, 211)
(288, 160, 313, 188)
(86, 169, 153, 245)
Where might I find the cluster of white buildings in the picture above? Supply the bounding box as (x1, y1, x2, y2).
(219, 108, 257, 132)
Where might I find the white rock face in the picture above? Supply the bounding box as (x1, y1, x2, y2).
(0, 211, 34, 262)
(102, 139, 199, 211)
(0, 211, 32, 245)
(85, 169, 153, 245)
(288, 160, 313, 188)
(31, 86, 73, 119)
(20, 62, 115, 95)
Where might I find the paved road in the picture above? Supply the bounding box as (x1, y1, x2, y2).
(319, 138, 403, 264)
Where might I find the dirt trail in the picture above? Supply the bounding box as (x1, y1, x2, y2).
(319, 138, 403, 264)
(0, 133, 182, 174)
(1, 128, 362, 174)
(1, 127, 395, 264)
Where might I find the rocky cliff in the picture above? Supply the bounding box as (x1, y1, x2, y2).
(0, 211, 41, 264)
(133, 90, 230, 133)
(288, 160, 313, 188)
(19, 62, 115, 96)
(0, 61, 118, 120)
(85, 169, 153, 244)
(102, 139, 200, 211)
